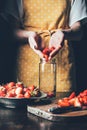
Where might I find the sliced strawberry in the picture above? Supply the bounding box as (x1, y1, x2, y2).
(74, 97, 82, 107)
(69, 92, 76, 99)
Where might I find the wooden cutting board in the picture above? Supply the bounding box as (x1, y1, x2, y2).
(27, 98, 87, 122)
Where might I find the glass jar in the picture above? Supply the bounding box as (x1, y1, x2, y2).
(39, 58, 56, 96)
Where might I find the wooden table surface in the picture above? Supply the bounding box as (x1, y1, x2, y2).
(0, 92, 87, 130)
(0, 106, 87, 130)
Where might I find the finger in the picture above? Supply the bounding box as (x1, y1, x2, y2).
(29, 36, 38, 49)
(34, 45, 39, 50)
(49, 45, 62, 60)
(34, 49, 43, 59)
(49, 49, 58, 60)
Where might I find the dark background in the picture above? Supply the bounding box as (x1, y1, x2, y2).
(0, 0, 18, 83)
(0, 0, 87, 92)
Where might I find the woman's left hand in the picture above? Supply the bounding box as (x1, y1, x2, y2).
(28, 31, 44, 58)
(49, 30, 64, 60)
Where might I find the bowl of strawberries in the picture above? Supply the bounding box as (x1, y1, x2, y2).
(0, 82, 47, 108)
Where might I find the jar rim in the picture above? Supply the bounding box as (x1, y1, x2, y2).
(40, 58, 56, 64)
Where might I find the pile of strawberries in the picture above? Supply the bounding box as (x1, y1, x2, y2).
(42, 47, 55, 61)
(0, 82, 40, 98)
(58, 90, 87, 107)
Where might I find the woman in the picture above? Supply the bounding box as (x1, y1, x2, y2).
(0, 0, 87, 92)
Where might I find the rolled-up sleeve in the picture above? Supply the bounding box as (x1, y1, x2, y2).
(69, 0, 87, 27)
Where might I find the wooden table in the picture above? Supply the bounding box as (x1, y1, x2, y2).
(0, 106, 87, 130)
(0, 92, 87, 130)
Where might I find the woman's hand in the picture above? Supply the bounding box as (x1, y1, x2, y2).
(49, 30, 64, 60)
(28, 31, 44, 58)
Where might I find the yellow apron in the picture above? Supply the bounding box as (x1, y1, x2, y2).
(16, 0, 76, 92)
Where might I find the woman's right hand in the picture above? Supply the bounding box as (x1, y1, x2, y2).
(28, 31, 44, 58)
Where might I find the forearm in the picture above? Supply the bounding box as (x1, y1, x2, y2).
(13, 29, 30, 44)
(62, 22, 83, 41)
